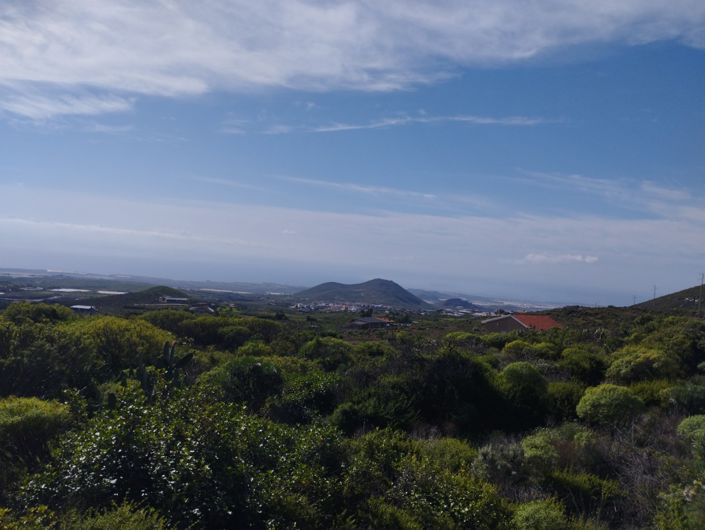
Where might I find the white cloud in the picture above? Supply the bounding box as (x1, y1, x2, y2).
(518, 170, 704, 220)
(0, 93, 133, 120)
(280, 176, 438, 199)
(1, 1, 704, 116)
(310, 114, 547, 132)
(195, 177, 268, 192)
(522, 253, 599, 264)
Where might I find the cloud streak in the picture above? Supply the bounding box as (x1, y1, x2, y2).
(309, 114, 548, 133)
(518, 170, 701, 218)
(522, 253, 599, 265)
(0, 93, 133, 120)
(280, 176, 438, 199)
(1, 1, 705, 116)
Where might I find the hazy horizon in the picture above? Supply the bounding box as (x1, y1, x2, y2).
(1, 1, 704, 307)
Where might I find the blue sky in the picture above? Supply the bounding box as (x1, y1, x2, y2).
(1, 1, 704, 305)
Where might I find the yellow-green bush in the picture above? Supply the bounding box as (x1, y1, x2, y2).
(513, 498, 568, 530)
(576, 384, 644, 426)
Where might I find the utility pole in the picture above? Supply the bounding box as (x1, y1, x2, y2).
(653, 285, 657, 305)
(699, 273, 704, 318)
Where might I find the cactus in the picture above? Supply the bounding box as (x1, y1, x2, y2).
(160, 341, 194, 383)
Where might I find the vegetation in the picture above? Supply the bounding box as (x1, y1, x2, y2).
(0, 300, 704, 528)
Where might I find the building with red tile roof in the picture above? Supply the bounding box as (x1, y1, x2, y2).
(481, 313, 561, 332)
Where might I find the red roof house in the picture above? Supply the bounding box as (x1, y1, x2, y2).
(481, 313, 561, 333)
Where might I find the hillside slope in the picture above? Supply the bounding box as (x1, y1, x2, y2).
(296, 279, 429, 308)
(633, 284, 704, 314)
(76, 286, 192, 313)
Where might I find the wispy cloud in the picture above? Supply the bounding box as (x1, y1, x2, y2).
(517, 170, 701, 219)
(195, 177, 269, 192)
(281, 176, 437, 199)
(1, 1, 704, 115)
(0, 93, 133, 120)
(312, 114, 549, 132)
(522, 253, 599, 265)
(261, 114, 550, 135)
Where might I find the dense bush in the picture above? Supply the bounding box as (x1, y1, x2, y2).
(0, 397, 71, 498)
(606, 346, 680, 383)
(0, 321, 102, 397)
(512, 498, 568, 530)
(380, 457, 512, 529)
(300, 336, 352, 371)
(0, 397, 71, 459)
(548, 381, 585, 420)
(559, 347, 607, 386)
(499, 362, 549, 429)
(664, 383, 705, 414)
(23, 386, 346, 529)
(576, 384, 644, 427)
(63, 317, 172, 373)
(2, 303, 705, 527)
(201, 356, 284, 410)
(3, 302, 75, 324)
(676, 415, 705, 443)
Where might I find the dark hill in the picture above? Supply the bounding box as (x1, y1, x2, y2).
(633, 284, 704, 314)
(442, 298, 482, 311)
(76, 286, 192, 314)
(296, 279, 428, 308)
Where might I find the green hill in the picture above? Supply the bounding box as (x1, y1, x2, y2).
(296, 279, 429, 308)
(77, 286, 192, 314)
(633, 284, 704, 314)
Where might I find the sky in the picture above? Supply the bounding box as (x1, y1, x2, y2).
(1, 1, 704, 305)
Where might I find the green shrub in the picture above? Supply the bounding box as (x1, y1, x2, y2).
(201, 356, 283, 410)
(265, 364, 340, 424)
(418, 437, 477, 473)
(414, 351, 505, 436)
(364, 498, 423, 530)
(547, 470, 622, 518)
(499, 362, 549, 428)
(138, 309, 193, 334)
(0, 322, 102, 398)
(521, 423, 595, 477)
(559, 349, 607, 386)
(522, 430, 560, 474)
(3, 303, 75, 324)
(513, 498, 568, 530)
(548, 381, 585, 420)
(22, 387, 347, 529)
(576, 384, 644, 426)
(354, 341, 397, 358)
(606, 347, 680, 384)
(443, 331, 485, 351)
(62, 503, 172, 529)
(0, 397, 71, 496)
(503, 340, 534, 357)
(218, 325, 251, 349)
(383, 457, 512, 529)
(663, 383, 705, 414)
(655, 480, 705, 530)
(628, 379, 672, 406)
(300, 337, 352, 371)
(0, 397, 71, 460)
(676, 415, 705, 442)
(63, 317, 171, 373)
(237, 340, 273, 356)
